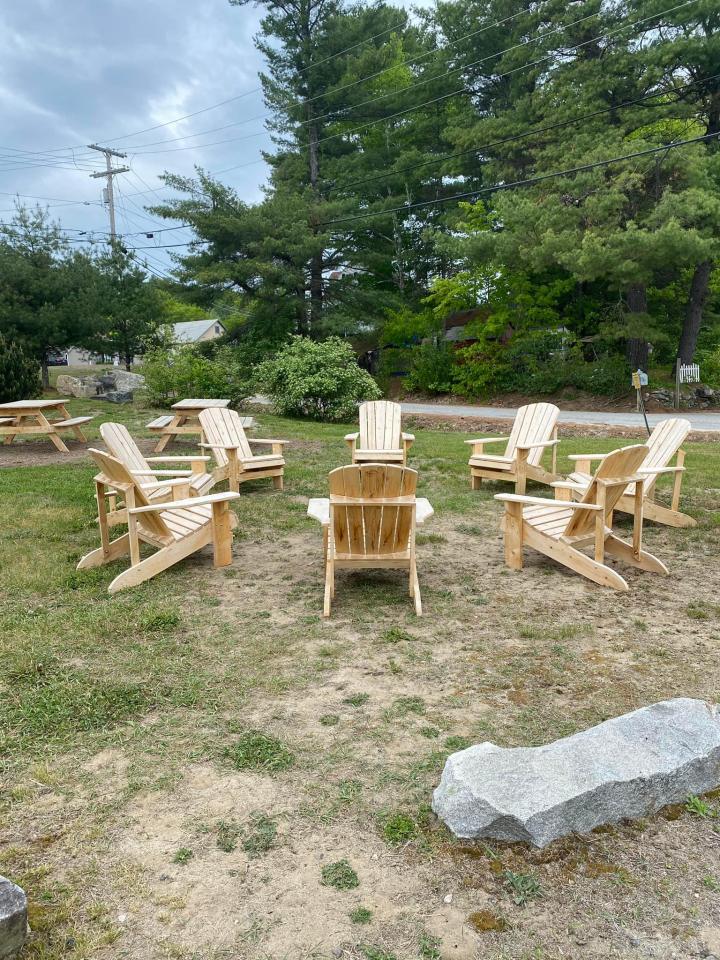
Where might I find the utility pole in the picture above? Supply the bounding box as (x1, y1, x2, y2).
(87, 144, 130, 241)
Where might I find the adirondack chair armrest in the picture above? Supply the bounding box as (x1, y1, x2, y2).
(344, 432, 359, 443)
(515, 439, 560, 450)
(199, 442, 240, 451)
(464, 437, 505, 445)
(131, 469, 193, 477)
(128, 492, 241, 515)
(495, 493, 602, 510)
(139, 478, 192, 491)
(567, 453, 607, 461)
(145, 456, 211, 464)
(551, 480, 586, 490)
(402, 432, 415, 442)
(638, 465, 685, 474)
(248, 438, 288, 445)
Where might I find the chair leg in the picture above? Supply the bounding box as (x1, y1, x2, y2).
(76, 534, 130, 570)
(211, 501, 233, 567)
(411, 560, 422, 616)
(323, 556, 334, 617)
(504, 503, 524, 570)
(273, 473, 284, 490)
(471, 474, 481, 490)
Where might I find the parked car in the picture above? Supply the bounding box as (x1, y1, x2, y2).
(45, 349, 68, 366)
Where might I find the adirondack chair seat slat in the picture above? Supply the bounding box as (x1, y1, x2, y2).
(468, 402, 561, 494)
(240, 454, 285, 468)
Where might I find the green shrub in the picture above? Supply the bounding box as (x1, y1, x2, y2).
(255, 336, 381, 421)
(142, 344, 251, 408)
(697, 348, 720, 388)
(405, 341, 455, 394)
(0, 335, 41, 403)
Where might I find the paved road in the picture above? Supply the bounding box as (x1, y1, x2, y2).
(401, 401, 720, 433)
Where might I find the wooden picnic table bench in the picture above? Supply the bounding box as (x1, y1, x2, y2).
(0, 399, 94, 453)
(146, 398, 231, 452)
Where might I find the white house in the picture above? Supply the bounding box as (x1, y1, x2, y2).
(172, 318, 226, 344)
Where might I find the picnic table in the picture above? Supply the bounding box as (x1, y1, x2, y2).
(147, 398, 231, 453)
(0, 399, 93, 453)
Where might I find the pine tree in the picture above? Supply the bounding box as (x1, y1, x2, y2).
(0, 334, 41, 403)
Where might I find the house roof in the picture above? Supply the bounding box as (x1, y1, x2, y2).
(172, 319, 225, 343)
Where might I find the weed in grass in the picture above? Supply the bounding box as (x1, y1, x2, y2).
(686, 795, 715, 818)
(350, 907, 373, 924)
(381, 812, 417, 846)
(502, 869, 541, 905)
(702, 876, 720, 891)
(416, 532, 447, 545)
(391, 695, 425, 717)
(320, 859, 359, 890)
(216, 820, 242, 853)
(140, 610, 180, 632)
(173, 848, 193, 864)
(456, 523, 483, 536)
(225, 731, 294, 773)
(420, 726, 440, 739)
(444, 735, 472, 751)
(387, 658, 402, 675)
(242, 815, 278, 858)
(418, 931, 442, 958)
(343, 693, 370, 707)
(360, 947, 397, 960)
(320, 714, 339, 726)
(337, 779, 362, 803)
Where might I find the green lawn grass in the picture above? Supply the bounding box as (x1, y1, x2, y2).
(1, 402, 719, 959)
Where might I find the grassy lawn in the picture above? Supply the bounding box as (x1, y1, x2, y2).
(1, 400, 719, 960)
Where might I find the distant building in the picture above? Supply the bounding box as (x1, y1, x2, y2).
(172, 318, 226, 344)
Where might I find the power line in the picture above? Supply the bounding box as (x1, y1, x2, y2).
(332, 73, 719, 194)
(122, 0, 699, 159)
(322, 132, 719, 226)
(112, 8, 531, 152)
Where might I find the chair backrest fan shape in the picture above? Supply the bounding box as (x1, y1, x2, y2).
(329, 464, 416, 558)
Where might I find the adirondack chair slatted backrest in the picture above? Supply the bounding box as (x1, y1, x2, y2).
(564, 445, 648, 539)
(88, 448, 171, 541)
(329, 464, 416, 557)
(199, 408, 253, 466)
(358, 401, 402, 451)
(505, 403, 559, 466)
(640, 418, 691, 494)
(101, 422, 151, 476)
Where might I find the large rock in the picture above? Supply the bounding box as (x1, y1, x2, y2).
(100, 390, 133, 404)
(433, 698, 720, 848)
(56, 374, 80, 396)
(112, 371, 145, 392)
(0, 876, 27, 959)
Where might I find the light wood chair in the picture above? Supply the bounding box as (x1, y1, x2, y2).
(495, 444, 668, 591)
(198, 408, 287, 492)
(345, 400, 415, 465)
(465, 402, 560, 494)
(77, 449, 240, 594)
(561, 418, 695, 528)
(101, 423, 214, 526)
(309, 464, 433, 617)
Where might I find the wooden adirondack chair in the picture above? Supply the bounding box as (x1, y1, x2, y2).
(345, 401, 415, 465)
(100, 423, 214, 526)
(311, 464, 432, 617)
(77, 449, 240, 594)
(495, 444, 668, 591)
(198, 408, 287, 492)
(466, 402, 560, 494)
(561, 418, 695, 528)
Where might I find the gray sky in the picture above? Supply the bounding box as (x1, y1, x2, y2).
(0, 0, 429, 276)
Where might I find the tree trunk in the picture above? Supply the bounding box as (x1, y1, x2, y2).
(307, 114, 323, 335)
(41, 357, 49, 389)
(625, 282, 649, 372)
(677, 260, 713, 366)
